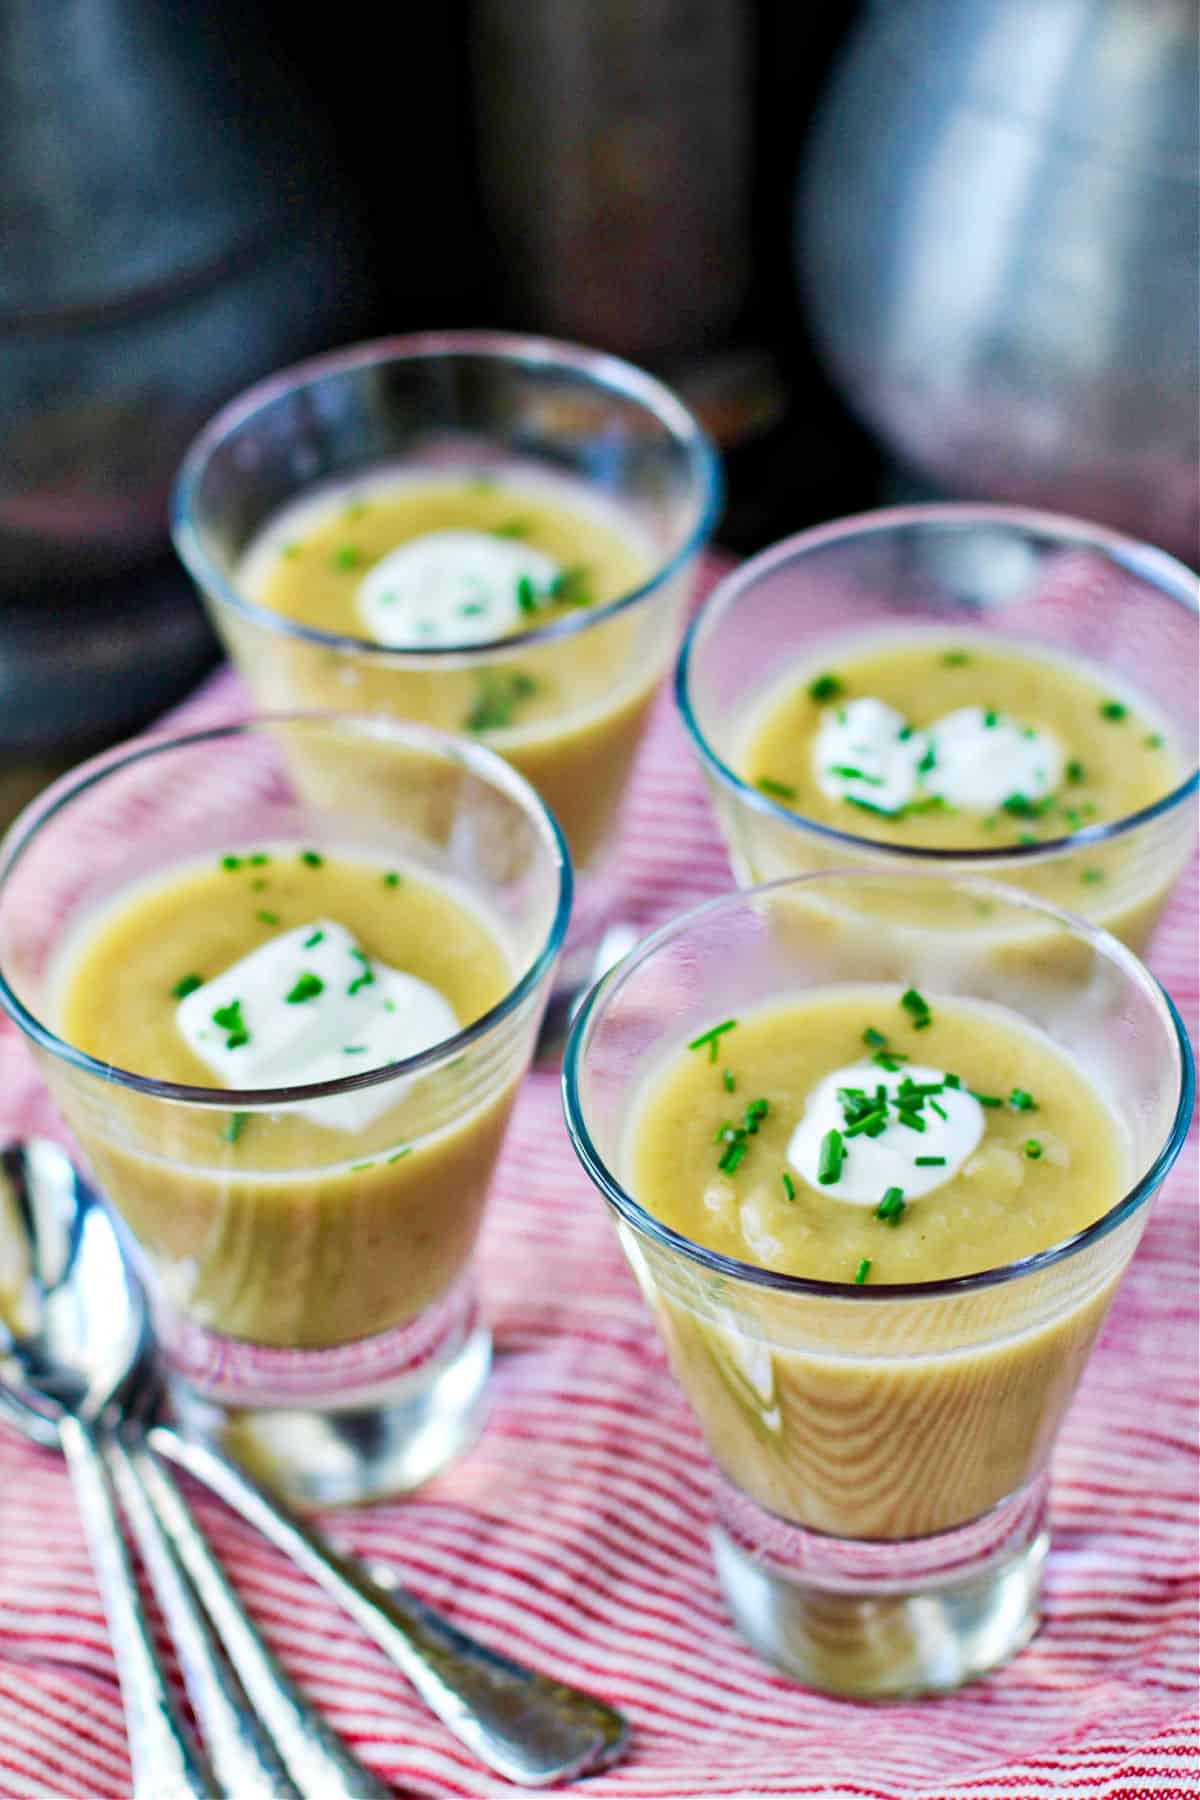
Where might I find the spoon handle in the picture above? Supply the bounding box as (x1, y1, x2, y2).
(105, 1437, 302, 1800)
(57, 1415, 217, 1800)
(126, 1439, 394, 1800)
(151, 1424, 629, 1789)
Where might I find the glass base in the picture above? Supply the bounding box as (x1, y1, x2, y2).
(711, 1473, 1049, 1698)
(157, 1275, 491, 1507)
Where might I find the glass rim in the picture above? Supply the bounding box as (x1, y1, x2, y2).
(170, 328, 724, 663)
(561, 867, 1195, 1303)
(0, 711, 573, 1107)
(675, 501, 1200, 865)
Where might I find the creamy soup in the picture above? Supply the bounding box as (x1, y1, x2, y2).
(229, 471, 666, 868)
(50, 848, 516, 1348)
(624, 985, 1130, 1539)
(735, 635, 1184, 947)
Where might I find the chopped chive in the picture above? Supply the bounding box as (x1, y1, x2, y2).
(873, 1050, 907, 1072)
(493, 519, 529, 538)
(983, 709, 998, 728)
(896, 1110, 926, 1133)
(343, 1045, 367, 1054)
(1067, 760, 1087, 784)
(863, 1027, 887, 1049)
(1018, 832, 1039, 845)
(900, 987, 932, 1029)
(756, 775, 798, 801)
(303, 930, 324, 948)
(222, 1112, 248, 1144)
(817, 1129, 845, 1185)
(387, 1147, 413, 1163)
(718, 1139, 748, 1175)
(221, 854, 241, 871)
(722, 1068, 736, 1093)
(781, 1171, 796, 1202)
(808, 672, 843, 702)
(971, 1090, 1004, 1107)
(256, 910, 280, 926)
(846, 794, 899, 819)
(916, 744, 936, 775)
(332, 545, 362, 570)
(914, 1155, 946, 1166)
(350, 1161, 375, 1173)
(854, 1258, 871, 1285)
(459, 602, 486, 617)
(172, 973, 204, 1000)
(1100, 700, 1127, 722)
(464, 669, 539, 732)
(942, 650, 970, 666)
(286, 972, 324, 1004)
(1081, 868, 1106, 885)
(515, 574, 539, 615)
(382, 871, 402, 888)
(1001, 793, 1037, 818)
(248, 853, 269, 867)
(844, 1108, 887, 1138)
(299, 849, 323, 868)
(1024, 1139, 1043, 1159)
(1144, 732, 1164, 749)
(829, 764, 884, 785)
(549, 564, 593, 607)
(211, 999, 249, 1050)
(688, 1019, 738, 1062)
(1009, 1088, 1037, 1112)
(874, 1186, 906, 1223)
(929, 1098, 947, 1121)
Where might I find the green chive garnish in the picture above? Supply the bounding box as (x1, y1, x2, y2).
(222, 1112, 247, 1144)
(914, 1155, 946, 1166)
(300, 850, 323, 868)
(256, 910, 280, 926)
(286, 973, 323, 1004)
(172, 973, 203, 1000)
(549, 565, 593, 607)
(942, 650, 969, 666)
(1081, 868, 1106, 885)
(983, 709, 998, 728)
(1009, 1088, 1037, 1111)
(343, 1045, 366, 1054)
(873, 1050, 907, 1072)
(854, 1258, 871, 1284)
(808, 672, 843, 702)
(212, 999, 249, 1049)
(688, 1019, 738, 1062)
(863, 1027, 887, 1048)
(1144, 732, 1164, 749)
(221, 854, 241, 871)
(900, 987, 932, 1029)
(515, 575, 538, 616)
(916, 744, 936, 775)
(464, 670, 539, 732)
(722, 1068, 736, 1093)
(387, 1148, 412, 1163)
(493, 519, 529, 538)
(350, 1161, 374, 1173)
(781, 1172, 796, 1201)
(874, 1186, 906, 1223)
(1024, 1139, 1043, 1159)
(382, 872, 402, 888)
(1100, 700, 1127, 721)
(971, 1090, 1004, 1107)
(817, 1129, 845, 1185)
(845, 795, 898, 818)
(332, 545, 362, 570)
(303, 930, 324, 948)
(757, 776, 797, 801)
(929, 1099, 947, 1121)
(248, 853, 269, 867)
(1067, 760, 1086, 784)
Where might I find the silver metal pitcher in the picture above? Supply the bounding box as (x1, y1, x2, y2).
(795, 0, 1199, 563)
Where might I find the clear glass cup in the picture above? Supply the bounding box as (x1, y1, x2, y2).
(171, 330, 720, 982)
(562, 872, 1193, 1698)
(0, 715, 570, 1506)
(676, 505, 1199, 952)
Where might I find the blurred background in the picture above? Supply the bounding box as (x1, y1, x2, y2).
(2, 0, 1197, 815)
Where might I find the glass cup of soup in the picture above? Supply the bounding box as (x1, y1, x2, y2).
(676, 505, 1198, 952)
(0, 714, 570, 1506)
(172, 331, 720, 987)
(562, 872, 1193, 1698)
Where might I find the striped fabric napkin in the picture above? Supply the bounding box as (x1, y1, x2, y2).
(0, 560, 1195, 1800)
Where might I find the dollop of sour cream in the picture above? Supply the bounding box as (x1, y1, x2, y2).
(176, 919, 458, 1133)
(786, 1063, 985, 1204)
(356, 530, 560, 648)
(813, 697, 1063, 818)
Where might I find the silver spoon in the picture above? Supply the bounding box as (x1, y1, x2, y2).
(0, 1139, 389, 1800)
(0, 1141, 630, 1788)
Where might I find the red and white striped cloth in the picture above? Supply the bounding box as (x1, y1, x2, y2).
(0, 562, 1196, 1800)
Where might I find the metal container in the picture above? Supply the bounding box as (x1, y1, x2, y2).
(796, 0, 1199, 563)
